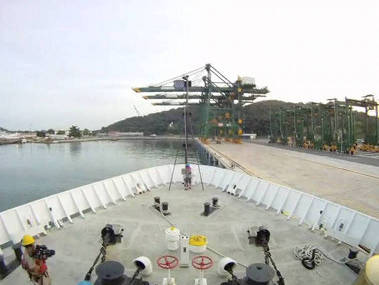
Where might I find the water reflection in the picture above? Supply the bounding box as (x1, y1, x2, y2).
(69, 142, 82, 157)
(0, 139, 198, 211)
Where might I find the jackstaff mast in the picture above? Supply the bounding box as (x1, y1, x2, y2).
(183, 75, 189, 165)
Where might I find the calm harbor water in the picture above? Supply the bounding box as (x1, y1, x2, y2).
(0, 140, 199, 212)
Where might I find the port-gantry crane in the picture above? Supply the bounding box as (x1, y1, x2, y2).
(132, 64, 269, 143)
(269, 95, 379, 153)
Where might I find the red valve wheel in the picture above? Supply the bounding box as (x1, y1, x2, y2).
(192, 255, 213, 270)
(157, 255, 179, 270)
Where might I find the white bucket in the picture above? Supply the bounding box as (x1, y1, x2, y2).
(165, 227, 180, 251)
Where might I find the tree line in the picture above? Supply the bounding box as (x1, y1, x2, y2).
(103, 100, 288, 136)
(102, 99, 377, 139)
(35, 126, 94, 138)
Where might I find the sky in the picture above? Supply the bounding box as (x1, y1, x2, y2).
(1, 0, 378, 130)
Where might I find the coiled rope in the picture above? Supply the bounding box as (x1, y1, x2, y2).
(293, 244, 346, 270)
(294, 245, 324, 268)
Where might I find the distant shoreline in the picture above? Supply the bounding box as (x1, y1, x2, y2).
(51, 136, 186, 143)
(0, 135, 187, 146)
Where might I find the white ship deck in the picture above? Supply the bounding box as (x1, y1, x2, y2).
(0, 165, 377, 284)
(1, 184, 363, 285)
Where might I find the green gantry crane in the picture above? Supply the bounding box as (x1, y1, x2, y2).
(269, 95, 379, 153)
(133, 64, 269, 143)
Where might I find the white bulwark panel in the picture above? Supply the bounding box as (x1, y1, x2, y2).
(0, 165, 378, 256)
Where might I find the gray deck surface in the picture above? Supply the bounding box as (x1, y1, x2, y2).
(2, 184, 361, 285)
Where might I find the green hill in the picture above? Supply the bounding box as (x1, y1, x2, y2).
(103, 100, 292, 136)
(103, 100, 374, 139)
(104, 106, 202, 135)
(243, 100, 297, 135)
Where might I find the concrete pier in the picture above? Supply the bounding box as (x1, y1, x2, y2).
(201, 141, 379, 219)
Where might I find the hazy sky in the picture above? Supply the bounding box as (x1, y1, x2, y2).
(1, 0, 378, 130)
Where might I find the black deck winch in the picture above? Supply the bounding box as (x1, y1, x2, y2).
(94, 261, 149, 285)
(220, 263, 275, 285)
(94, 261, 126, 285)
(101, 224, 124, 246)
(243, 263, 275, 285)
(247, 226, 270, 246)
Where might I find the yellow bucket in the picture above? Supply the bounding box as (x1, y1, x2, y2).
(189, 235, 207, 246)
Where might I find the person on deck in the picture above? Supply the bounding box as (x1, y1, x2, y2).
(21, 235, 52, 285)
(184, 163, 192, 190)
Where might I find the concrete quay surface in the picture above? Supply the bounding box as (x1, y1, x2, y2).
(207, 142, 379, 219)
